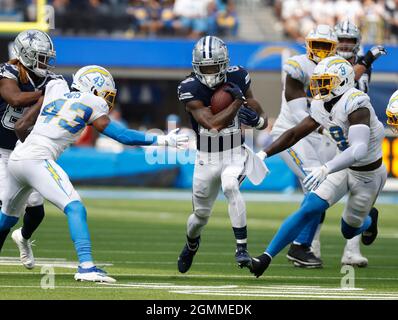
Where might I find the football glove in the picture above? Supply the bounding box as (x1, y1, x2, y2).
(224, 82, 246, 102)
(157, 128, 189, 149)
(359, 45, 387, 68)
(239, 106, 260, 127)
(303, 165, 330, 191)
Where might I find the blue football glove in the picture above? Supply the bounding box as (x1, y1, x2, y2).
(238, 106, 260, 127)
(224, 82, 246, 102)
(359, 45, 387, 68)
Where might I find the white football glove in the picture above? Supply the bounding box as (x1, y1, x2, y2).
(157, 128, 189, 149)
(303, 165, 330, 191)
(256, 150, 267, 161)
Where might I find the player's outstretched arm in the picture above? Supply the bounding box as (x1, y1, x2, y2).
(303, 108, 371, 191)
(186, 98, 242, 132)
(261, 116, 319, 158)
(93, 115, 188, 148)
(0, 78, 42, 107)
(323, 108, 370, 173)
(15, 96, 44, 142)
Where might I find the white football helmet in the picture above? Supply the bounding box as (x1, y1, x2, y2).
(386, 90, 398, 132)
(305, 25, 338, 63)
(71, 65, 117, 110)
(13, 29, 56, 77)
(310, 56, 354, 102)
(192, 36, 229, 88)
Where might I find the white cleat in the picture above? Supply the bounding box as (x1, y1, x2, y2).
(311, 239, 321, 259)
(11, 228, 35, 270)
(341, 236, 368, 267)
(74, 266, 116, 283)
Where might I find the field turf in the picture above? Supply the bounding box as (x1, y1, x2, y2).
(0, 191, 397, 300)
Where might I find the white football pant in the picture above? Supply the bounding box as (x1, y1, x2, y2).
(187, 146, 247, 239)
(0, 148, 43, 208)
(2, 159, 81, 218)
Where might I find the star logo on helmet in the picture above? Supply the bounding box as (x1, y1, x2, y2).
(23, 31, 39, 46)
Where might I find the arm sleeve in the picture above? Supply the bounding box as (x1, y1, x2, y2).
(325, 124, 370, 173)
(102, 121, 157, 146)
(287, 97, 310, 124)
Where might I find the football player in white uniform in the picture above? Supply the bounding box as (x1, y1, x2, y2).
(292, 21, 387, 268)
(177, 36, 268, 273)
(271, 24, 338, 268)
(246, 56, 386, 277)
(302, 20, 387, 268)
(386, 90, 398, 133)
(0, 65, 188, 282)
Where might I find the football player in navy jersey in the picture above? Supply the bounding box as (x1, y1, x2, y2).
(177, 36, 268, 273)
(0, 29, 62, 269)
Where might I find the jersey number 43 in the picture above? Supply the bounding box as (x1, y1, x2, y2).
(41, 99, 93, 134)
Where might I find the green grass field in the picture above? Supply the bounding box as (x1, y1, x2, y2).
(0, 191, 397, 300)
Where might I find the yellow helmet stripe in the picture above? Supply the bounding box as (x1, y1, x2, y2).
(80, 67, 109, 77)
(327, 59, 349, 67)
(389, 95, 398, 105)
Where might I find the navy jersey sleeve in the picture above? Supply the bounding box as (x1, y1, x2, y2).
(225, 66, 251, 95)
(177, 76, 203, 104)
(0, 63, 19, 81)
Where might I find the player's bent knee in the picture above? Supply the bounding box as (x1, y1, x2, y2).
(193, 208, 211, 220)
(221, 177, 239, 198)
(26, 192, 44, 207)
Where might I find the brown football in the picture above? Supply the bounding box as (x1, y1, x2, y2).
(210, 83, 234, 114)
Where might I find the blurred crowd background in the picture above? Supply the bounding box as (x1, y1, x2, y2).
(1, 0, 398, 43)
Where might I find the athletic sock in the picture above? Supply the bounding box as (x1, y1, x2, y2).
(233, 226, 247, 250)
(21, 205, 45, 240)
(186, 235, 200, 251)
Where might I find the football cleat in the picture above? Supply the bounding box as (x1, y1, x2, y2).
(245, 253, 271, 278)
(11, 228, 35, 270)
(341, 252, 368, 267)
(342, 235, 368, 267)
(235, 247, 252, 268)
(287, 244, 323, 268)
(177, 240, 199, 273)
(362, 207, 378, 246)
(74, 266, 116, 283)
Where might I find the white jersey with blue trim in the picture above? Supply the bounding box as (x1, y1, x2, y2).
(273, 54, 316, 132)
(309, 87, 384, 167)
(11, 79, 109, 161)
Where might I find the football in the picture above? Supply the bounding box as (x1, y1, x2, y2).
(210, 83, 234, 114)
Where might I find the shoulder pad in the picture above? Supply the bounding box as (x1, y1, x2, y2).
(0, 63, 19, 81)
(283, 56, 306, 83)
(226, 66, 251, 91)
(177, 76, 199, 102)
(344, 90, 370, 113)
